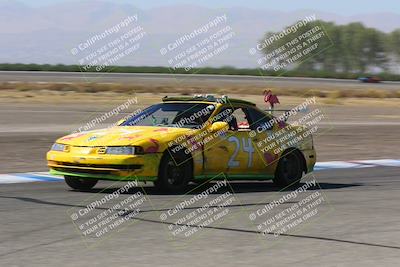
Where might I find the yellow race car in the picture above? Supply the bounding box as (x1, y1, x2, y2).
(47, 95, 316, 192)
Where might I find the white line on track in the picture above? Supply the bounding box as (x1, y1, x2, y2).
(0, 159, 399, 185)
(314, 159, 400, 171)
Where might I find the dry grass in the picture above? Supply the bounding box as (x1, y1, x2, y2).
(1, 90, 400, 107)
(1, 82, 400, 108)
(1, 82, 400, 99)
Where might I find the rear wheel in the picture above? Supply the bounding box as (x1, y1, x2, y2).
(156, 150, 192, 193)
(64, 176, 98, 191)
(273, 150, 304, 188)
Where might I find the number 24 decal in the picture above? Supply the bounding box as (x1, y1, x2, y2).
(227, 136, 254, 168)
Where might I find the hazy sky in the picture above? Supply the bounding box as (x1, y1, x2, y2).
(9, 0, 400, 15)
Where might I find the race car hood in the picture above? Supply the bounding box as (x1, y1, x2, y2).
(56, 126, 194, 149)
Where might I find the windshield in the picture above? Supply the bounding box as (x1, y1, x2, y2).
(120, 103, 216, 128)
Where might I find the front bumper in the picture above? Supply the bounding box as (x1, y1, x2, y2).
(47, 150, 162, 181)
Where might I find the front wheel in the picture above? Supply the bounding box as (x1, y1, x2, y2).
(64, 176, 98, 191)
(273, 150, 304, 188)
(156, 151, 192, 193)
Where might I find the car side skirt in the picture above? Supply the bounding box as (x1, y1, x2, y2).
(50, 169, 275, 182)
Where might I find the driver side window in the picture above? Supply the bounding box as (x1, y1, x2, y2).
(246, 107, 274, 131)
(232, 108, 251, 131)
(213, 107, 251, 131)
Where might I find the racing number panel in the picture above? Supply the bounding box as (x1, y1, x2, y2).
(203, 105, 273, 175)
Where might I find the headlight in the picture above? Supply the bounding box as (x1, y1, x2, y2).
(51, 143, 66, 152)
(105, 146, 143, 155)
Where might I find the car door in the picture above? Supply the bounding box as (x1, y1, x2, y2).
(246, 106, 279, 176)
(203, 105, 266, 177)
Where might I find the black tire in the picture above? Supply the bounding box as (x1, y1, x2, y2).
(156, 150, 193, 193)
(64, 176, 98, 191)
(273, 150, 304, 188)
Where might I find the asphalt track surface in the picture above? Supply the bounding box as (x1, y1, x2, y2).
(0, 94, 399, 266)
(1, 71, 400, 90)
(0, 166, 399, 266)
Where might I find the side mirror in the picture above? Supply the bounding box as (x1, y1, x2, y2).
(210, 121, 229, 132)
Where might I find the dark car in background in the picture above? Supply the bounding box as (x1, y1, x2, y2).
(358, 76, 382, 83)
